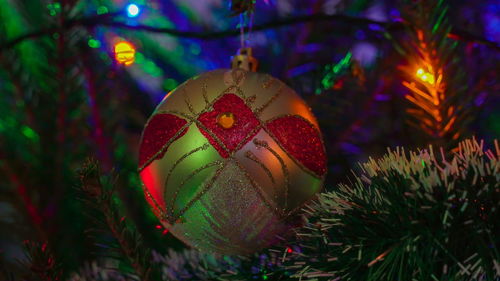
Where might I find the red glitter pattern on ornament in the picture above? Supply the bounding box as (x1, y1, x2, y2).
(197, 94, 260, 158)
(266, 116, 326, 176)
(139, 114, 188, 167)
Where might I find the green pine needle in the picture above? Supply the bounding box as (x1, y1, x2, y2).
(281, 138, 499, 280)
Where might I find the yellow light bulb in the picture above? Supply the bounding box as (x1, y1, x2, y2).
(416, 68, 424, 76)
(114, 41, 136, 66)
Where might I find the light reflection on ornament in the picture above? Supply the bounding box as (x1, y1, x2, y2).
(114, 41, 136, 66)
(415, 68, 435, 84)
(126, 4, 140, 18)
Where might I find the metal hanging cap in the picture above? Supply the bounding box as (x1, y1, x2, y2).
(231, 47, 258, 72)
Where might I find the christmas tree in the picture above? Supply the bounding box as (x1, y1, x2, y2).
(0, 0, 498, 280)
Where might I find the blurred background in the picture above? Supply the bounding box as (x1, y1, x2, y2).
(0, 0, 498, 278)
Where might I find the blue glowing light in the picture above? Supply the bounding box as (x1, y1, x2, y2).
(126, 4, 140, 18)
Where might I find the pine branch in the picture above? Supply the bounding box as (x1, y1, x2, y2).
(281, 138, 499, 280)
(22, 241, 62, 281)
(1, 13, 498, 51)
(152, 248, 289, 281)
(393, 0, 477, 148)
(78, 159, 162, 281)
(83, 139, 497, 280)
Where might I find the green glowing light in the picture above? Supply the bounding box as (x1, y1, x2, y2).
(334, 52, 352, 73)
(262, 275, 268, 280)
(163, 78, 178, 91)
(151, 67, 163, 77)
(144, 61, 156, 74)
(422, 160, 426, 167)
(88, 39, 101, 48)
(22, 126, 39, 141)
(135, 52, 145, 64)
(97, 6, 109, 15)
(47, 2, 61, 16)
(320, 52, 352, 91)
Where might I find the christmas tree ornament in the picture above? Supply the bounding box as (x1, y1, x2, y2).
(138, 49, 327, 255)
(231, 47, 258, 72)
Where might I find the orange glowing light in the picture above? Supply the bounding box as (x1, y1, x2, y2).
(114, 41, 136, 65)
(415, 68, 435, 84)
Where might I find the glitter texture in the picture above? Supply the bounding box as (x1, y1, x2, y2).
(266, 116, 327, 176)
(167, 160, 289, 255)
(139, 69, 326, 254)
(197, 94, 260, 158)
(139, 113, 188, 167)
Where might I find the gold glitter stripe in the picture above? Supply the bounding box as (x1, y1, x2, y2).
(231, 69, 246, 86)
(254, 83, 284, 115)
(202, 75, 210, 105)
(246, 95, 257, 104)
(142, 183, 171, 222)
(244, 150, 276, 185)
(183, 88, 196, 114)
(138, 120, 192, 172)
(230, 124, 263, 155)
(262, 75, 275, 89)
(253, 138, 290, 210)
(169, 160, 223, 221)
(163, 142, 211, 216)
(194, 119, 232, 155)
(220, 85, 246, 100)
(232, 158, 285, 218)
(157, 110, 231, 156)
(171, 155, 286, 225)
(156, 109, 195, 120)
(172, 160, 227, 222)
(152, 83, 249, 165)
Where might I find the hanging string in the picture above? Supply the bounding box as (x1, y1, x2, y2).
(231, 1, 258, 72)
(247, 10, 254, 47)
(239, 13, 244, 48)
(238, 8, 255, 49)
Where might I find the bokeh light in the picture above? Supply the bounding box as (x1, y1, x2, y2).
(415, 68, 435, 84)
(126, 4, 140, 18)
(114, 41, 136, 66)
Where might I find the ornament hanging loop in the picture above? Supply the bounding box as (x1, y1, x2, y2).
(231, 47, 258, 72)
(230, 0, 257, 72)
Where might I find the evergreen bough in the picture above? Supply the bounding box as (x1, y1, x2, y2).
(284, 138, 499, 280)
(71, 138, 498, 281)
